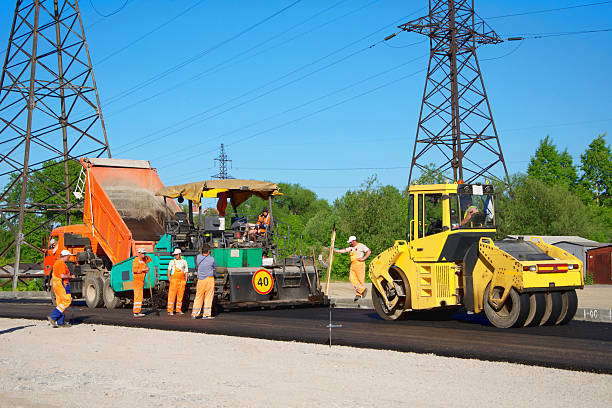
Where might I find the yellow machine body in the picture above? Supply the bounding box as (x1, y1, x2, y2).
(368, 183, 584, 327)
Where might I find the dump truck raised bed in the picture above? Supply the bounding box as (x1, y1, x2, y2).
(368, 183, 583, 328)
(43, 157, 178, 307)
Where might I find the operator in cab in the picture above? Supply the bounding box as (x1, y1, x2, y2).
(48, 250, 75, 328)
(132, 247, 151, 318)
(246, 207, 271, 241)
(334, 236, 371, 301)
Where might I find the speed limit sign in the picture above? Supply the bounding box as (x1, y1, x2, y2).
(252, 269, 274, 295)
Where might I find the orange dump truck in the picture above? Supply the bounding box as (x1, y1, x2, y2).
(43, 158, 176, 307)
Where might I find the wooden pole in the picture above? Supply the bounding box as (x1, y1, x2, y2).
(325, 224, 336, 295)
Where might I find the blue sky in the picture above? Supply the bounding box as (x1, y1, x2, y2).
(1, 0, 610, 201)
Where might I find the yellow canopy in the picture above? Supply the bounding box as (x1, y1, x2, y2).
(156, 179, 280, 207)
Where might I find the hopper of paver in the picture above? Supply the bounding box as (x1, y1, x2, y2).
(80, 158, 177, 264)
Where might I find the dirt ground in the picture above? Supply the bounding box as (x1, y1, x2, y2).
(0, 318, 610, 408)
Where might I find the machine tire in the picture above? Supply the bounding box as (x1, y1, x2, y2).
(483, 283, 530, 328)
(556, 290, 578, 325)
(539, 291, 563, 326)
(372, 268, 410, 321)
(524, 292, 546, 327)
(83, 276, 104, 308)
(102, 278, 122, 309)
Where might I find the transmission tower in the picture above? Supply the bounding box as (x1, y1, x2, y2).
(212, 143, 233, 179)
(403, 0, 510, 186)
(0, 0, 110, 291)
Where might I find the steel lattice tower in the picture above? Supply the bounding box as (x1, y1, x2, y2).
(0, 0, 110, 291)
(403, 0, 510, 186)
(212, 143, 233, 179)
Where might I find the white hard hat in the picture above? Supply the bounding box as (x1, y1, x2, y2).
(173, 248, 182, 255)
(137, 248, 147, 254)
(347, 235, 357, 243)
(60, 249, 73, 257)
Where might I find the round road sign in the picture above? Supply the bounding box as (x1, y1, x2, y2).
(252, 269, 274, 295)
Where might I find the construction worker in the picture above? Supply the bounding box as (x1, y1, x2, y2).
(334, 236, 371, 301)
(48, 249, 75, 328)
(247, 207, 271, 240)
(167, 248, 188, 315)
(192, 244, 216, 319)
(132, 247, 151, 318)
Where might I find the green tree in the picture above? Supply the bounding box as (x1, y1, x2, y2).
(412, 163, 448, 186)
(578, 134, 612, 206)
(527, 136, 578, 187)
(1, 159, 83, 264)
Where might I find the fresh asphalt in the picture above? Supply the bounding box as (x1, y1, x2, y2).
(1, 299, 611, 374)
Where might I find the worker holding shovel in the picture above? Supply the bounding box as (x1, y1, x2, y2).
(132, 248, 152, 317)
(334, 236, 371, 301)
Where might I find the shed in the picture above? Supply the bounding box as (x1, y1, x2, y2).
(587, 245, 612, 285)
(507, 235, 603, 278)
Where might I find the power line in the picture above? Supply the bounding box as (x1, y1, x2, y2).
(88, 0, 131, 18)
(102, 0, 305, 107)
(160, 67, 426, 177)
(505, 28, 612, 40)
(95, 1, 208, 66)
(480, 41, 524, 61)
(485, 1, 612, 20)
(102, 0, 375, 117)
(113, 9, 426, 154)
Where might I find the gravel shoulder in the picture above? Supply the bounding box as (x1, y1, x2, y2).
(1, 318, 611, 407)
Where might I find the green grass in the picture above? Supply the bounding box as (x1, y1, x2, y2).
(0, 278, 44, 291)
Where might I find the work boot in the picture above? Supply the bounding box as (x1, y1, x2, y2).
(176, 311, 184, 315)
(167, 312, 174, 316)
(191, 315, 198, 320)
(47, 316, 58, 328)
(361, 288, 368, 298)
(354, 294, 362, 302)
(60, 322, 72, 328)
(133, 313, 145, 318)
(201, 315, 215, 320)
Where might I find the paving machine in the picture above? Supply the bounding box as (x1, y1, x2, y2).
(146, 179, 327, 311)
(368, 183, 583, 328)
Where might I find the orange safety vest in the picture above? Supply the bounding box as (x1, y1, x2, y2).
(52, 259, 70, 286)
(256, 213, 270, 234)
(132, 256, 151, 281)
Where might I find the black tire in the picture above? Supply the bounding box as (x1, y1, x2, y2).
(539, 291, 563, 326)
(556, 290, 578, 325)
(83, 276, 104, 308)
(524, 292, 546, 327)
(483, 283, 530, 328)
(372, 268, 410, 321)
(102, 278, 122, 309)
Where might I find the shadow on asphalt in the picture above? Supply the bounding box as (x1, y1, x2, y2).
(0, 324, 35, 335)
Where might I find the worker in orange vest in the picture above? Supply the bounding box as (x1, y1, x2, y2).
(167, 248, 188, 315)
(132, 247, 152, 317)
(192, 244, 216, 319)
(334, 236, 371, 301)
(48, 249, 75, 328)
(247, 207, 271, 241)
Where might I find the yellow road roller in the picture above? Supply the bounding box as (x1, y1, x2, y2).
(368, 183, 583, 328)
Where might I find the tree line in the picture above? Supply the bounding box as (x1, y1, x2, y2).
(2, 134, 610, 282)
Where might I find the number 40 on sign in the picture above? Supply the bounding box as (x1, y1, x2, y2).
(252, 269, 274, 295)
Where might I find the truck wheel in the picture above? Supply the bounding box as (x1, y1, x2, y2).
(556, 290, 578, 325)
(83, 276, 104, 308)
(372, 269, 410, 321)
(483, 283, 530, 328)
(524, 292, 546, 327)
(102, 278, 122, 309)
(539, 291, 562, 326)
